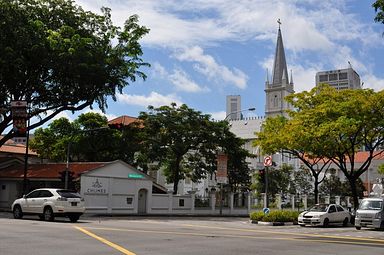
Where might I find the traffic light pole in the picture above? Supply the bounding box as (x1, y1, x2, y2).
(65, 141, 71, 189)
(65, 126, 109, 190)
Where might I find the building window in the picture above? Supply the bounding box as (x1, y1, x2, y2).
(179, 199, 185, 207)
(126, 197, 133, 205)
(319, 74, 328, 82)
(329, 73, 338, 81)
(339, 72, 347, 80)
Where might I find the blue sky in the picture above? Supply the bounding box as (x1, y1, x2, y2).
(57, 0, 384, 122)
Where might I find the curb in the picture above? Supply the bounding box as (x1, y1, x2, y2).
(250, 220, 297, 226)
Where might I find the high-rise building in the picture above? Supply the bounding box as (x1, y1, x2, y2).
(226, 95, 241, 120)
(315, 67, 361, 90)
(264, 24, 294, 118)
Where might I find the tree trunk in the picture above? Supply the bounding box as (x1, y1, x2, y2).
(172, 157, 182, 195)
(349, 177, 359, 210)
(314, 176, 319, 204)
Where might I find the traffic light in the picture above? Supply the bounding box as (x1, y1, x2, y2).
(108, 123, 123, 131)
(58, 171, 75, 183)
(259, 169, 265, 184)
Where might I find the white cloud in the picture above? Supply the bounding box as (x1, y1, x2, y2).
(169, 68, 209, 92)
(361, 74, 384, 91)
(175, 46, 248, 89)
(151, 62, 207, 93)
(208, 111, 226, 121)
(117, 91, 182, 107)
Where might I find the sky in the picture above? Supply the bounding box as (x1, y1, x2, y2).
(55, 0, 384, 122)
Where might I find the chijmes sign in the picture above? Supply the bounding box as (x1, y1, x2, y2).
(128, 173, 144, 179)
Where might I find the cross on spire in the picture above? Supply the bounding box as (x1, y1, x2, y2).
(277, 18, 281, 29)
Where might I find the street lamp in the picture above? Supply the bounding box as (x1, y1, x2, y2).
(224, 107, 256, 121)
(64, 126, 110, 189)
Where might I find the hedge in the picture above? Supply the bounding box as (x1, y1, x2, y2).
(250, 210, 300, 222)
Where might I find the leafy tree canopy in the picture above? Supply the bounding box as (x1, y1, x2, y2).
(0, 0, 149, 146)
(138, 103, 252, 194)
(285, 84, 384, 208)
(373, 0, 384, 24)
(29, 112, 142, 163)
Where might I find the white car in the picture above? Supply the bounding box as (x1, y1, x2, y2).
(298, 203, 351, 227)
(12, 188, 85, 222)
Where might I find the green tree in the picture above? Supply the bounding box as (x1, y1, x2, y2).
(285, 85, 384, 209)
(0, 0, 149, 146)
(341, 178, 366, 199)
(30, 117, 76, 161)
(319, 174, 344, 197)
(29, 112, 142, 164)
(253, 164, 293, 200)
(373, 0, 384, 24)
(291, 168, 314, 196)
(138, 103, 251, 194)
(254, 115, 331, 204)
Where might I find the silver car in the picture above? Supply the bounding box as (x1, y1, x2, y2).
(12, 188, 85, 222)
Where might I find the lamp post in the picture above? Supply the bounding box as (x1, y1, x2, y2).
(224, 107, 256, 121)
(218, 107, 256, 215)
(65, 126, 110, 189)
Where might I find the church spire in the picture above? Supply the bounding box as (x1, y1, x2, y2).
(272, 19, 288, 86)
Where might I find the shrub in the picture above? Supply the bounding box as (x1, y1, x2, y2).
(249, 210, 300, 222)
(249, 211, 264, 221)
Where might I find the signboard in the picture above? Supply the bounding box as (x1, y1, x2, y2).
(216, 153, 228, 184)
(128, 173, 145, 179)
(85, 177, 108, 194)
(263, 156, 272, 167)
(11, 100, 28, 137)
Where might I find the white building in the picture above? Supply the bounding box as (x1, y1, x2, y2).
(226, 95, 242, 120)
(315, 67, 361, 90)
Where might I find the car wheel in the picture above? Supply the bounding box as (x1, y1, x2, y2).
(13, 205, 23, 219)
(323, 218, 329, 228)
(342, 217, 349, 227)
(355, 226, 361, 230)
(43, 207, 54, 222)
(68, 215, 80, 223)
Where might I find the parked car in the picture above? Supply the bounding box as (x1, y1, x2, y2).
(11, 188, 85, 222)
(298, 203, 351, 227)
(354, 197, 384, 230)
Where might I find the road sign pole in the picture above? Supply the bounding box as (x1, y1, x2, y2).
(265, 166, 268, 208)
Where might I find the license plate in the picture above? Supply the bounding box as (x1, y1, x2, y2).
(71, 202, 77, 206)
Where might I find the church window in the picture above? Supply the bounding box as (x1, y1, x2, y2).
(273, 95, 278, 107)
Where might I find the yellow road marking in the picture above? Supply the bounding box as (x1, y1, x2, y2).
(83, 226, 384, 246)
(119, 220, 384, 243)
(179, 223, 384, 243)
(74, 226, 136, 255)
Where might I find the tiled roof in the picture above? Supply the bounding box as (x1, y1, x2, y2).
(108, 115, 139, 126)
(0, 143, 37, 155)
(303, 151, 384, 164)
(352, 151, 384, 163)
(0, 162, 106, 179)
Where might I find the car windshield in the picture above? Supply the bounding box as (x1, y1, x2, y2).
(309, 204, 328, 212)
(57, 190, 82, 198)
(359, 200, 383, 210)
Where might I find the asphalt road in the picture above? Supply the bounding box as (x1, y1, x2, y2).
(1, 213, 384, 255)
